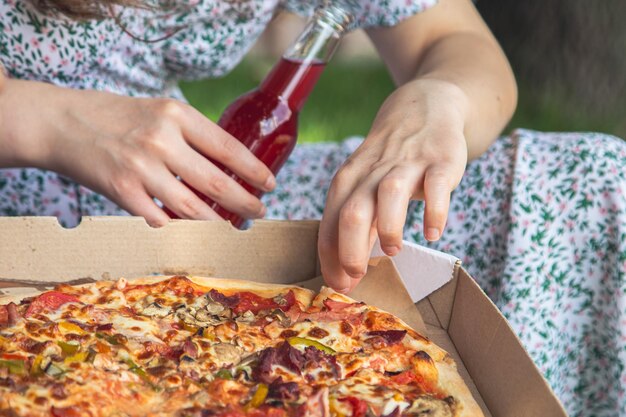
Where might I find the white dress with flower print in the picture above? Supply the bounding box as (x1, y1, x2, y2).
(1, 1, 625, 416)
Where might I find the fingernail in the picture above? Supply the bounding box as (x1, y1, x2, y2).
(256, 205, 267, 218)
(264, 176, 276, 192)
(426, 227, 440, 241)
(383, 245, 400, 256)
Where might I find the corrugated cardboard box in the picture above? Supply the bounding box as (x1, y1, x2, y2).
(0, 217, 567, 416)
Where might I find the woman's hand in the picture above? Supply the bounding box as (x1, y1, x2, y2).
(319, 79, 469, 292)
(0, 79, 275, 226)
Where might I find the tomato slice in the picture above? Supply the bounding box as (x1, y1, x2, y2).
(24, 291, 81, 318)
(390, 370, 434, 393)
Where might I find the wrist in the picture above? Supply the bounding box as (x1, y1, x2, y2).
(410, 78, 470, 126)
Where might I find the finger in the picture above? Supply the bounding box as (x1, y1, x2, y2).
(319, 162, 364, 293)
(165, 146, 266, 219)
(346, 221, 379, 293)
(115, 187, 170, 228)
(144, 166, 222, 220)
(376, 166, 425, 256)
(338, 183, 377, 282)
(177, 105, 276, 192)
(422, 165, 453, 241)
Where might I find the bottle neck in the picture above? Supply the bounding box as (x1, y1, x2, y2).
(260, 5, 352, 111)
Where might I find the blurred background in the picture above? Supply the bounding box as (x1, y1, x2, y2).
(181, 0, 626, 143)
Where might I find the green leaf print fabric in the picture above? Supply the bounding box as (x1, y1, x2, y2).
(1, 1, 625, 415)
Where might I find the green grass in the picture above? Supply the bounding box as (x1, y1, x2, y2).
(180, 58, 624, 143)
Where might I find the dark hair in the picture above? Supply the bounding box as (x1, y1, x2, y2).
(27, 0, 151, 20)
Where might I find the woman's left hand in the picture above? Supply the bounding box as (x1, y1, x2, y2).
(318, 79, 469, 292)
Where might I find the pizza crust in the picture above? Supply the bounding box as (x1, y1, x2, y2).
(0, 275, 316, 311)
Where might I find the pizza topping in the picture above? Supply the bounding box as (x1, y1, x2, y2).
(245, 383, 269, 409)
(323, 299, 360, 311)
(410, 351, 439, 390)
(366, 330, 407, 346)
(0, 359, 26, 376)
(339, 396, 368, 417)
(57, 341, 80, 356)
(0, 306, 8, 326)
(406, 396, 456, 417)
(182, 340, 199, 359)
(4, 303, 20, 326)
(279, 329, 299, 339)
(287, 337, 335, 355)
(50, 406, 84, 417)
(141, 302, 172, 318)
(210, 343, 241, 367)
(267, 377, 299, 402)
(24, 291, 81, 318)
(19, 338, 47, 354)
(253, 342, 303, 383)
(307, 327, 330, 339)
(208, 290, 241, 309)
(233, 291, 296, 315)
(300, 387, 330, 417)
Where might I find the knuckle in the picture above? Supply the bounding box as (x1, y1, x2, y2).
(332, 167, 355, 191)
(119, 149, 148, 174)
(109, 175, 136, 198)
(205, 175, 230, 199)
(154, 98, 186, 120)
(177, 196, 204, 218)
(217, 135, 242, 164)
(339, 202, 368, 226)
(132, 126, 169, 156)
(379, 175, 406, 195)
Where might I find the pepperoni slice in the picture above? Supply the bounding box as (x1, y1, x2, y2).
(24, 291, 81, 318)
(232, 290, 295, 314)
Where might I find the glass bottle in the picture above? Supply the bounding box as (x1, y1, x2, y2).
(165, 5, 353, 228)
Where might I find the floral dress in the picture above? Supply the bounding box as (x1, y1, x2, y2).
(1, 1, 625, 416)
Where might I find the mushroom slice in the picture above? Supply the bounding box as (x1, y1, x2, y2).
(141, 302, 171, 318)
(206, 302, 226, 315)
(211, 343, 242, 368)
(406, 396, 456, 417)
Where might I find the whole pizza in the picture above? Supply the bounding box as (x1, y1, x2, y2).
(0, 275, 483, 417)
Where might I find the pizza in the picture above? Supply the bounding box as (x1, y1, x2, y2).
(0, 275, 483, 417)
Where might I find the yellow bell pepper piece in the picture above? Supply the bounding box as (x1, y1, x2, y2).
(245, 383, 268, 410)
(287, 337, 336, 354)
(59, 321, 85, 334)
(31, 355, 44, 376)
(64, 351, 88, 365)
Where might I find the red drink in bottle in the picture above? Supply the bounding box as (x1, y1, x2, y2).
(165, 6, 352, 228)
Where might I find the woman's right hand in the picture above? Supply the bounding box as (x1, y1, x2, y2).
(0, 78, 275, 226)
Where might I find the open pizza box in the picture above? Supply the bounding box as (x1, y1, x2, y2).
(0, 217, 567, 417)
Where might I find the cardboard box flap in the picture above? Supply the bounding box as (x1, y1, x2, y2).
(371, 239, 458, 303)
(0, 217, 320, 284)
(416, 266, 461, 329)
(448, 269, 567, 417)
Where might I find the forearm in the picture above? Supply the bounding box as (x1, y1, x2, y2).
(367, 0, 518, 161)
(411, 32, 517, 160)
(0, 77, 62, 168)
